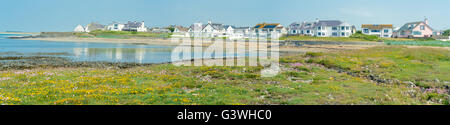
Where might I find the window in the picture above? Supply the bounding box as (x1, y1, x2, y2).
(332, 27, 338, 30)
(341, 32, 345, 36)
(363, 29, 369, 33)
(420, 25, 425, 30)
(371, 30, 380, 33)
(318, 26, 321, 30)
(318, 32, 322, 36)
(341, 26, 345, 30)
(413, 31, 422, 35)
(292, 30, 296, 34)
(384, 29, 389, 33)
(346, 27, 350, 30)
(322, 33, 325, 36)
(307, 30, 310, 34)
(332, 32, 338, 36)
(383, 35, 389, 37)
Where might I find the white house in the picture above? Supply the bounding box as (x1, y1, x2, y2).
(188, 21, 229, 38)
(202, 21, 227, 37)
(74, 25, 86, 32)
(361, 24, 393, 38)
(188, 22, 205, 38)
(107, 22, 125, 31)
(290, 19, 355, 37)
(230, 27, 252, 39)
(172, 26, 190, 37)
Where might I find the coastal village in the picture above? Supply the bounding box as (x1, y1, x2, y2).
(73, 18, 448, 40)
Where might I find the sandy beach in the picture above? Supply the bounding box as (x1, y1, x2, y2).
(22, 37, 284, 50)
(21, 37, 391, 52)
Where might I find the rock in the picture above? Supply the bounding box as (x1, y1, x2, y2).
(435, 79, 440, 83)
(403, 81, 416, 87)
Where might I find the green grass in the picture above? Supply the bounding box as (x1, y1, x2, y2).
(74, 30, 171, 39)
(280, 35, 375, 42)
(0, 46, 448, 105)
(385, 40, 450, 47)
(306, 46, 449, 88)
(281, 33, 432, 42)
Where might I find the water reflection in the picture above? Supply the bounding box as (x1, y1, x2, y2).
(72, 47, 174, 63)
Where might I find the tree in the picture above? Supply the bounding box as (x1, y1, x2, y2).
(168, 27, 175, 33)
(443, 29, 450, 36)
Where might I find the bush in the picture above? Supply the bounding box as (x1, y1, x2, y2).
(443, 29, 450, 36)
(350, 32, 380, 41)
(305, 52, 323, 57)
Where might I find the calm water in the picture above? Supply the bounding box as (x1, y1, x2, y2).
(0, 34, 175, 63)
(0, 34, 254, 64)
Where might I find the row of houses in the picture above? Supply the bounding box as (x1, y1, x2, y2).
(289, 19, 356, 37)
(74, 18, 440, 39)
(170, 21, 288, 39)
(74, 21, 147, 32)
(288, 18, 436, 38)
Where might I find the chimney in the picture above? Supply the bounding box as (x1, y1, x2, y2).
(315, 18, 319, 23)
(208, 20, 212, 24)
(424, 18, 429, 25)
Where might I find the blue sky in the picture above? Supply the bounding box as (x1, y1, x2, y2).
(1, 0, 449, 32)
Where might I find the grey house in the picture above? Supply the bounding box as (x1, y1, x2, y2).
(122, 21, 147, 32)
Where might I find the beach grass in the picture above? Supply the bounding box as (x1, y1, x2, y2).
(280, 35, 375, 42)
(385, 40, 450, 47)
(281, 33, 425, 42)
(0, 46, 448, 105)
(73, 30, 171, 39)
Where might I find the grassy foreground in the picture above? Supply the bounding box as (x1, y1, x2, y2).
(281, 33, 418, 42)
(385, 40, 450, 47)
(0, 46, 448, 105)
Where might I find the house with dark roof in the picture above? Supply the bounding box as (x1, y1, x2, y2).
(289, 21, 315, 36)
(361, 24, 393, 38)
(188, 21, 237, 38)
(122, 21, 147, 32)
(289, 19, 355, 37)
(396, 18, 433, 38)
(188, 22, 206, 37)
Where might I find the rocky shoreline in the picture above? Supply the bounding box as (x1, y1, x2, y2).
(0, 56, 158, 71)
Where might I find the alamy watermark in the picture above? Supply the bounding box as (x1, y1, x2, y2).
(170, 29, 280, 77)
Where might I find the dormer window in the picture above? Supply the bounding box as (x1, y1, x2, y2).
(420, 25, 425, 30)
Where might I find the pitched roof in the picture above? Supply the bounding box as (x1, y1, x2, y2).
(209, 23, 225, 30)
(224, 25, 236, 29)
(254, 23, 281, 29)
(86, 23, 105, 30)
(398, 21, 433, 31)
(124, 21, 144, 28)
(174, 26, 188, 31)
(361, 24, 393, 30)
(315, 20, 342, 27)
(299, 22, 315, 30)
